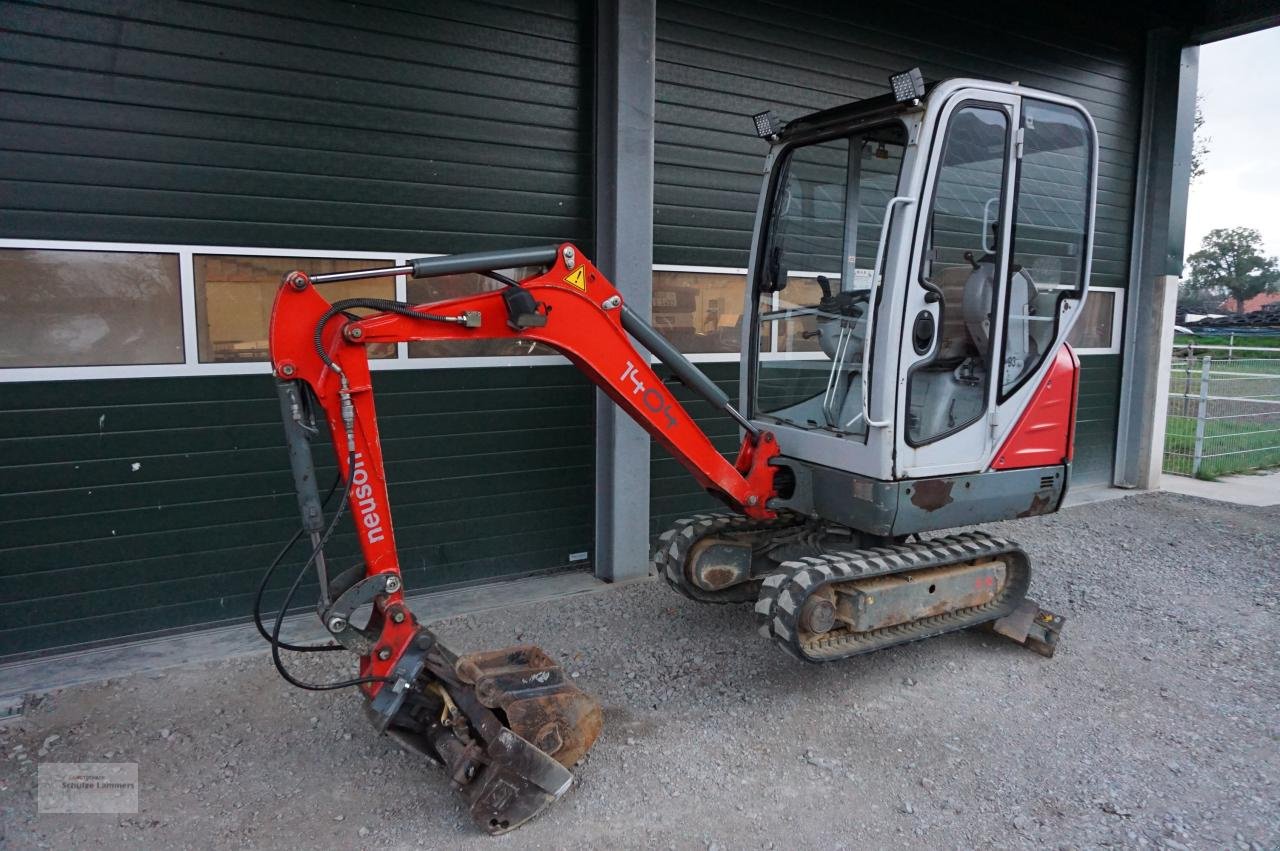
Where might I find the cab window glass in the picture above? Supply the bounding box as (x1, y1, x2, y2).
(752, 126, 907, 438)
(1001, 101, 1091, 395)
(908, 105, 1010, 445)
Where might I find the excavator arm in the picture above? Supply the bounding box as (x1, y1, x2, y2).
(264, 243, 779, 833)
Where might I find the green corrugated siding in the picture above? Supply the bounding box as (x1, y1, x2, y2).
(0, 368, 594, 657)
(0, 0, 593, 656)
(651, 0, 1144, 501)
(1072, 354, 1123, 485)
(0, 0, 591, 251)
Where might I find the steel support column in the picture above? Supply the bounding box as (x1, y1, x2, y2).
(1114, 30, 1199, 488)
(593, 0, 656, 581)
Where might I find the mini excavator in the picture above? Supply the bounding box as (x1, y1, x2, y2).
(262, 72, 1096, 833)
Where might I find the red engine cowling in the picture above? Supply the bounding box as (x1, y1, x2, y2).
(991, 344, 1080, 470)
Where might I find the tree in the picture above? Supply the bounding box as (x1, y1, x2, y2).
(1190, 95, 1210, 183)
(1178, 275, 1223, 308)
(1185, 228, 1280, 313)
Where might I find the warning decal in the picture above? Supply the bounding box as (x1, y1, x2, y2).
(563, 266, 587, 291)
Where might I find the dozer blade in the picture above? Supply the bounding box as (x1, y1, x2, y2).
(986, 599, 1066, 657)
(380, 630, 602, 835)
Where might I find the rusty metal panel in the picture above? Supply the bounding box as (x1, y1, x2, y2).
(686, 539, 753, 591)
(456, 645, 603, 770)
(891, 465, 1065, 536)
(804, 463, 900, 535)
(835, 560, 1006, 632)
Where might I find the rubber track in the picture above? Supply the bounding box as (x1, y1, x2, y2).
(754, 532, 1031, 662)
(651, 511, 806, 604)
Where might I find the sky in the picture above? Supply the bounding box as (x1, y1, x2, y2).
(1184, 27, 1280, 260)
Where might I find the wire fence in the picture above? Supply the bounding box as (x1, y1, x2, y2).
(1164, 348, 1280, 478)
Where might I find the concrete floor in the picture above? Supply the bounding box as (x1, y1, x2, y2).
(1160, 469, 1280, 507)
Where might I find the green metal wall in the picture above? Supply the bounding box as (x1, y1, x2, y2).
(0, 0, 594, 657)
(650, 0, 1150, 493)
(0, 0, 592, 250)
(0, 369, 594, 657)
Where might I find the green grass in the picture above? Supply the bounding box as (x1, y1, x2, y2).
(1163, 415, 1280, 479)
(1199, 359, 1280, 376)
(1174, 333, 1280, 356)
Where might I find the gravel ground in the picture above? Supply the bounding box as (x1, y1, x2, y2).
(1, 491, 1276, 850)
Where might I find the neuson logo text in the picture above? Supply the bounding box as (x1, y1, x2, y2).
(351, 453, 385, 544)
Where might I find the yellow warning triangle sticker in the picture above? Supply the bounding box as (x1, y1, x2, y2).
(563, 265, 587, 291)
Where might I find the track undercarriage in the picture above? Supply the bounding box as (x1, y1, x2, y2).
(654, 511, 1065, 663)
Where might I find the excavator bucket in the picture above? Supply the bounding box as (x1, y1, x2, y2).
(456, 646, 604, 770)
(381, 631, 602, 834)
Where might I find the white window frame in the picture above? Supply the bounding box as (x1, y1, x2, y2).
(656, 264, 1126, 358)
(0, 244, 1123, 382)
(652, 263, 749, 364)
(0, 238, 568, 382)
(653, 263, 839, 363)
(1067, 285, 1125, 355)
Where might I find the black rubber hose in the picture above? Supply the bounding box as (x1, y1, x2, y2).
(252, 474, 342, 652)
(483, 271, 520, 288)
(268, 451, 396, 692)
(313, 298, 457, 371)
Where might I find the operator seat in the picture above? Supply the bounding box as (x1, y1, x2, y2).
(930, 264, 979, 361)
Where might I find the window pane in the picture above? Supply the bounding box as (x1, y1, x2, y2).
(195, 255, 395, 363)
(1067, 290, 1115, 350)
(753, 125, 907, 439)
(909, 106, 1009, 445)
(652, 271, 746, 354)
(772, 137, 849, 279)
(407, 268, 543, 358)
(1011, 102, 1091, 290)
(1002, 100, 1092, 395)
(0, 249, 182, 368)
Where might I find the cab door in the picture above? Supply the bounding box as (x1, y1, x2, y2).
(894, 91, 1020, 477)
(987, 98, 1095, 467)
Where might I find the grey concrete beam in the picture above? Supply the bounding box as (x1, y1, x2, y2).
(592, 0, 656, 581)
(1114, 30, 1199, 488)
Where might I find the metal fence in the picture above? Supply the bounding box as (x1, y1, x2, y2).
(1164, 346, 1280, 478)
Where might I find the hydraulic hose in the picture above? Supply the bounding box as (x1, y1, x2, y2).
(313, 298, 457, 373)
(252, 474, 342, 652)
(268, 450, 396, 692)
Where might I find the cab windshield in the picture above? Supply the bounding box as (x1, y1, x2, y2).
(753, 123, 907, 439)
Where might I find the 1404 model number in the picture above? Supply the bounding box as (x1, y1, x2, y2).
(620, 361, 677, 429)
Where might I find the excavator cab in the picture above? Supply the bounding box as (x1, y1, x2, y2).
(261, 72, 1096, 834)
(744, 78, 1097, 534)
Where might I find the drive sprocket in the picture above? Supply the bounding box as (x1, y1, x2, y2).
(651, 510, 806, 604)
